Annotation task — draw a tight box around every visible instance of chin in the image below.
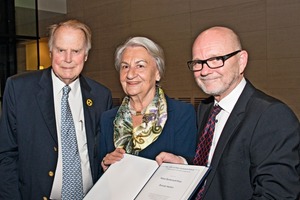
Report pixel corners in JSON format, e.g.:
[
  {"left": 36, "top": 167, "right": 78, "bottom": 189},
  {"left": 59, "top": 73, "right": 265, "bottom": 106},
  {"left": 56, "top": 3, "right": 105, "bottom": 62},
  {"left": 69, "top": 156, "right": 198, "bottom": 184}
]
[
  {"left": 127, "top": 92, "right": 139, "bottom": 97},
  {"left": 202, "top": 86, "right": 222, "bottom": 96}
]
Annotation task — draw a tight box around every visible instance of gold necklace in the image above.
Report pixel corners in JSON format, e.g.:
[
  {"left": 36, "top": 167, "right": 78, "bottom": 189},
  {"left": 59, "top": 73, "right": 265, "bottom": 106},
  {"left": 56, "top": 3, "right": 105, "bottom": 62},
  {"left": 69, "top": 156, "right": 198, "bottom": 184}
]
[
  {"left": 129, "top": 101, "right": 146, "bottom": 116},
  {"left": 129, "top": 108, "right": 146, "bottom": 116}
]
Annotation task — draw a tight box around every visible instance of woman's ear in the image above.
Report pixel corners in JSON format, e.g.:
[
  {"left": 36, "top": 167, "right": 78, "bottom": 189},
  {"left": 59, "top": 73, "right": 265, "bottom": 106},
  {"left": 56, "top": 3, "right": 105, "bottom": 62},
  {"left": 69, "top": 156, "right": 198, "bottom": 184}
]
[{"left": 156, "top": 74, "right": 161, "bottom": 82}]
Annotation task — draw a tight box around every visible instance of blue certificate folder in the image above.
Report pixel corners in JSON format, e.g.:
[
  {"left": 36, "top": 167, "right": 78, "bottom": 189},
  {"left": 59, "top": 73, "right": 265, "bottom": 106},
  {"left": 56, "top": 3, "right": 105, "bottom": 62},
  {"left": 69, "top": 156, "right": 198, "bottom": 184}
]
[{"left": 84, "top": 154, "right": 210, "bottom": 200}]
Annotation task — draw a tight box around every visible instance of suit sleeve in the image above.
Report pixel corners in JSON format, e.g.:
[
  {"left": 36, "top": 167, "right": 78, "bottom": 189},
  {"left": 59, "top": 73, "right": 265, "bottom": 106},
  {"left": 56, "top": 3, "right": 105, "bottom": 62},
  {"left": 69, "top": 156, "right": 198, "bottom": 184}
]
[
  {"left": 250, "top": 103, "right": 300, "bottom": 199},
  {"left": 0, "top": 78, "right": 22, "bottom": 199}
]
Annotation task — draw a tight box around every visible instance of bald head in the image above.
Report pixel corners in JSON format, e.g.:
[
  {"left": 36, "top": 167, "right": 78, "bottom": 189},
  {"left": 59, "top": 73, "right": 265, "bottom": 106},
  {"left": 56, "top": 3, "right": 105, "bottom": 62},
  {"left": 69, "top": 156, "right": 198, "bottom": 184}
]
[{"left": 193, "top": 26, "right": 242, "bottom": 58}]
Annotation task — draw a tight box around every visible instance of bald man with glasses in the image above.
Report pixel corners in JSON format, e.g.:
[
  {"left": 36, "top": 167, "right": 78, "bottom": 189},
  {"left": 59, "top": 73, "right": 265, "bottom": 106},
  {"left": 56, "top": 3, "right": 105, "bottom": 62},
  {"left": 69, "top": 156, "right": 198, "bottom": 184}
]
[{"left": 156, "top": 26, "right": 300, "bottom": 200}]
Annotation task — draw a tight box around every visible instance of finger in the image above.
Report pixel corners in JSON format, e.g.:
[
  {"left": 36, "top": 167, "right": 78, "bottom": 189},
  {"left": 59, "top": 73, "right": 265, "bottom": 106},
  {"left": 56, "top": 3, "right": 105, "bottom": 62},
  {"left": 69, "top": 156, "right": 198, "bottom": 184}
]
[
  {"left": 102, "top": 158, "right": 110, "bottom": 167},
  {"left": 155, "top": 152, "right": 167, "bottom": 165},
  {"left": 116, "top": 148, "right": 126, "bottom": 154}
]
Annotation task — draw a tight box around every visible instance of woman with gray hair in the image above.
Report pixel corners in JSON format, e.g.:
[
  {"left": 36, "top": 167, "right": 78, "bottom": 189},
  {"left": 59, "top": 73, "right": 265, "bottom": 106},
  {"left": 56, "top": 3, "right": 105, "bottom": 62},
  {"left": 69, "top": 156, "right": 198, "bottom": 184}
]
[{"left": 99, "top": 37, "right": 197, "bottom": 172}]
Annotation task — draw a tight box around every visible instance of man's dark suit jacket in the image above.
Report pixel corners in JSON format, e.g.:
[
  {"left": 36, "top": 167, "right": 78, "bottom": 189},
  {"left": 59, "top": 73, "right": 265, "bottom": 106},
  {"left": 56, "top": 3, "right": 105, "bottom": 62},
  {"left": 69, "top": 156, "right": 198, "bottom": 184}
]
[
  {"left": 195, "top": 81, "right": 300, "bottom": 200},
  {"left": 0, "top": 67, "right": 113, "bottom": 200}
]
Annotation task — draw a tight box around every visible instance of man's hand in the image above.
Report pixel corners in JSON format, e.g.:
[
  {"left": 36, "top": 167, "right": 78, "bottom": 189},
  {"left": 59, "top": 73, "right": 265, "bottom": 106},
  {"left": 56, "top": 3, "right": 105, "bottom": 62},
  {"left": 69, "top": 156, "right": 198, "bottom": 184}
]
[{"left": 155, "top": 152, "right": 186, "bottom": 165}]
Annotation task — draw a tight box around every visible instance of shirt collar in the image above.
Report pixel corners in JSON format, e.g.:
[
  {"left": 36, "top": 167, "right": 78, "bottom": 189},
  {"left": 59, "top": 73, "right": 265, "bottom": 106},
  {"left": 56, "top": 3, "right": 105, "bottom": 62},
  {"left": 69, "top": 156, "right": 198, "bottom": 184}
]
[
  {"left": 215, "top": 78, "right": 246, "bottom": 114},
  {"left": 51, "top": 69, "right": 80, "bottom": 97}
]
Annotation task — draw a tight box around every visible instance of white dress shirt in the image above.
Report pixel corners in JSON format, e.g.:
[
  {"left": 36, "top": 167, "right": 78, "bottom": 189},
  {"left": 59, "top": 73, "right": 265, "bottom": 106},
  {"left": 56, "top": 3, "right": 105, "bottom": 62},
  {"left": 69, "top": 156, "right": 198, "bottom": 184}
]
[
  {"left": 50, "top": 70, "right": 93, "bottom": 199},
  {"left": 207, "top": 78, "right": 246, "bottom": 167}
]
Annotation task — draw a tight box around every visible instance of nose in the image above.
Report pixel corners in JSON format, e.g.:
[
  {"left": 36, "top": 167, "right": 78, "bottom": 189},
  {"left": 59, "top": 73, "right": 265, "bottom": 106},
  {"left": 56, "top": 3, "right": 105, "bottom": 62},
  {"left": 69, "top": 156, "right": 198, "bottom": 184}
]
[
  {"left": 126, "top": 66, "right": 137, "bottom": 79},
  {"left": 200, "top": 63, "right": 212, "bottom": 76},
  {"left": 64, "top": 51, "right": 72, "bottom": 63}
]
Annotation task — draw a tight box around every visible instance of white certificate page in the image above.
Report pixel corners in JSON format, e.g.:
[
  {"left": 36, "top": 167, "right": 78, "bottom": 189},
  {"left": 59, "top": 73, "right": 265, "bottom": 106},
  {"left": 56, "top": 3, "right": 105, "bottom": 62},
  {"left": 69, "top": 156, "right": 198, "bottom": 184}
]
[
  {"left": 135, "top": 163, "right": 208, "bottom": 200},
  {"left": 84, "top": 154, "right": 158, "bottom": 200}
]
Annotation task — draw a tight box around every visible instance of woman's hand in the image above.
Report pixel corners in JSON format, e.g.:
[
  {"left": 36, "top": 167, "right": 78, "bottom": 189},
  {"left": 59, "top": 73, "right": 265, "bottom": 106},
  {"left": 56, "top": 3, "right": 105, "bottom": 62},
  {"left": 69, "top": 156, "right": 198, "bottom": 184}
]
[
  {"left": 155, "top": 152, "right": 187, "bottom": 165},
  {"left": 101, "top": 148, "right": 126, "bottom": 171}
]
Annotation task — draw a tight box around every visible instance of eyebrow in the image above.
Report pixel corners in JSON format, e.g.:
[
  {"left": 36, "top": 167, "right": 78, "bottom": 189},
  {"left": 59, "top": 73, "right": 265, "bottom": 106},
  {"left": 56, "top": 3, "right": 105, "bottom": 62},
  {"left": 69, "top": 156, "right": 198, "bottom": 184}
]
[
  {"left": 121, "top": 59, "right": 148, "bottom": 65},
  {"left": 54, "top": 46, "right": 83, "bottom": 51}
]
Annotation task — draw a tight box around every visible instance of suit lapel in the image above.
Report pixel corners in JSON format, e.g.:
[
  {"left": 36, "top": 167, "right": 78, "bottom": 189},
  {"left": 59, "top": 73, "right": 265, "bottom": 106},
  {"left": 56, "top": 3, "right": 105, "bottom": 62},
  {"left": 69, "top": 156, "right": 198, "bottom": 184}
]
[
  {"left": 36, "top": 68, "right": 58, "bottom": 144},
  {"left": 203, "top": 82, "right": 256, "bottom": 193},
  {"left": 79, "top": 76, "right": 97, "bottom": 176},
  {"left": 197, "top": 96, "right": 215, "bottom": 137}
]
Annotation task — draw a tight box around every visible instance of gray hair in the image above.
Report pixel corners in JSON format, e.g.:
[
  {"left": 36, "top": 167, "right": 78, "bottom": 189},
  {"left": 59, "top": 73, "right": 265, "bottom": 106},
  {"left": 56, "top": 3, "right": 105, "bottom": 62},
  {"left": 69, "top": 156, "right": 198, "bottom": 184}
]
[
  {"left": 115, "top": 37, "right": 165, "bottom": 79},
  {"left": 48, "top": 19, "right": 92, "bottom": 55}
]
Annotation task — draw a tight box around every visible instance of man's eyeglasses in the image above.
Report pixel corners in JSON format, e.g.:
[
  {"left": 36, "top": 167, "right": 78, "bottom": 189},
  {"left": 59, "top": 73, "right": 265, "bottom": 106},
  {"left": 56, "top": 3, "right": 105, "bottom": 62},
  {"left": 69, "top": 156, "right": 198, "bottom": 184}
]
[{"left": 187, "top": 50, "right": 242, "bottom": 72}]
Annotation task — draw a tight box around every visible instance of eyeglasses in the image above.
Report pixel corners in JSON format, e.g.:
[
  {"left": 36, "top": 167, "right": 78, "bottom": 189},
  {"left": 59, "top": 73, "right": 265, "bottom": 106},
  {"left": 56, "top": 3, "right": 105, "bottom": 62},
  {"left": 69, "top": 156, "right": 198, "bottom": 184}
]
[{"left": 187, "top": 50, "right": 242, "bottom": 72}]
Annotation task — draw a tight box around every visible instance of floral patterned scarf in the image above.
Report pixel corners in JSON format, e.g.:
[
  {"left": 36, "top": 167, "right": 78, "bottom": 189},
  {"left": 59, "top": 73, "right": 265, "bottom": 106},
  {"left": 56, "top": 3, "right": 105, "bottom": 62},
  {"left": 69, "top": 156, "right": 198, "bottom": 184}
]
[{"left": 113, "top": 86, "right": 167, "bottom": 155}]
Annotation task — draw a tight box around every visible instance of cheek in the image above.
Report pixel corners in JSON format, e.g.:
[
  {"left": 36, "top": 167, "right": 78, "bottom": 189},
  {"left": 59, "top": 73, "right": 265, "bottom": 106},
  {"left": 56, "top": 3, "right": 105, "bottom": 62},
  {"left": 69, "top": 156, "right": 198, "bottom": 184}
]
[
  {"left": 145, "top": 70, "right": 157, "bottom": 82},
  {"left": 119, "top": 72, "right": 126, "bottom": 82},
  {"left": 75, "top": 55, "right": 86, "bottom": 64},
  {"left": 193, "top": 71, "right": 200, "bottom": 79},
  {"left": 51, "top": 54, "right": 62, "bottom": 64}
]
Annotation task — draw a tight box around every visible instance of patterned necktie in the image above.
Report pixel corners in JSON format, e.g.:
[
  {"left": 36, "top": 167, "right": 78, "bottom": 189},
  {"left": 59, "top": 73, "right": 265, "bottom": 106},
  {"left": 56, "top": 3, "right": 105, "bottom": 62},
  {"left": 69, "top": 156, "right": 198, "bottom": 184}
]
[
  {"left": 193, "top": 105, "right": 221, "bottom": 200},
  {"left": 61, "top": 85, "right": 84, "bottom": 200}
]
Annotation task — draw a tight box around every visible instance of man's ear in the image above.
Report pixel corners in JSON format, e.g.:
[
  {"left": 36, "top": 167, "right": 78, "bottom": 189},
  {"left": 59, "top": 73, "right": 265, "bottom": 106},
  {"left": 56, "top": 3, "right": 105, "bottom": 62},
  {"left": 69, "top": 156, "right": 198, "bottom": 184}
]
[{"left": 238, "top": 50, "right": 248, "bottom": 74}]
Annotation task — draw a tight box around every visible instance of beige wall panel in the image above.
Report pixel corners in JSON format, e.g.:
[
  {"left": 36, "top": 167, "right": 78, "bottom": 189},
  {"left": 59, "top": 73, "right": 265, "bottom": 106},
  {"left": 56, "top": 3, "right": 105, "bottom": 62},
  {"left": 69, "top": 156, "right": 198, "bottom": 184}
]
[
  {"left": 131, "top": 0, "right": 189, "bottom": 21},
  {"left": 92, "top": 25, "right": 131, "bottom": 51},
  {"left": 192, "top": 87, "right": 209, "bottom": 100},
  {"left": 79, "top": 1, "right": 131, "bottom": 31},
  {"left": 267, "top": 0, "right": 300, "bottom": 29},
  {"left": 239, "top": 31, "right": 267, "bottom": 60},
  {"left": 162, "top": 39, "right": 192, "bottom": 73},
  {"left": 190, "top": 1, "right": 266, "bottom": 38},
  {"left": 163, "top": 91, "right": 191, "bottom": 99},
  {"left": 66, "top": 0, "right": 85, "bottom": 13},
  {"left": 85, "top": 70, "right": 122, "bottom": 92},
  {"left": 84, "top": 47, "right": 115, "bottom": 72},
  {"left": 163, "top": 69, "right": 195, "bottom": 92},
  {"left": 66, "top": 13, "right": 84, "bottom": 23},
  {"left": 131, "top": 13, "right": 191, "bottom": 42},
  {"left": 190, "top": 0, "right": 260, "bottom": 11},
  {"left": 267, "top": 27, "right": 300, "bottom": 59},
  {"left": 267, "top": 58, "right": 300, "bottom": 89},
  {"left": 244, "top": 60, "right": 268, "bottom": 90},
  {"left": 69, "top": 0, "right": 122, "bottom": 11}
]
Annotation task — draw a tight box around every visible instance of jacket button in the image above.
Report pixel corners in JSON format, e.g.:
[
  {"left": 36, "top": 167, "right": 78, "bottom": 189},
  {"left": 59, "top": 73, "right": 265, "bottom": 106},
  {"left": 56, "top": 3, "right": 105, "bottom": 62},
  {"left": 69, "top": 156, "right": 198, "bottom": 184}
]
[
  {"left": 43, "top": 197, "right": 48, "bottom": 200},
  {"left": 48, "top": 171, "right": 54, "bottom": 177},
  {"left": 53, "top": 147, "right": 58, "bottom": 152}
]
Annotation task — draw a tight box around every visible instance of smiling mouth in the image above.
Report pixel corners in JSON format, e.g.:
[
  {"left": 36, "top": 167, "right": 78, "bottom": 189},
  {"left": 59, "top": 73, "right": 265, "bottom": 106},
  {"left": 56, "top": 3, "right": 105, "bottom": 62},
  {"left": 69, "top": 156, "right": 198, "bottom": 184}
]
[
  {"left": 127, "top": 81, "right": 140, "bottom": 85},
  {"left": 200, "top": 77, "right": 219, "bottom": 81},
  {"left": 61, "top": 66, "right": 75, "bottom": 70}
]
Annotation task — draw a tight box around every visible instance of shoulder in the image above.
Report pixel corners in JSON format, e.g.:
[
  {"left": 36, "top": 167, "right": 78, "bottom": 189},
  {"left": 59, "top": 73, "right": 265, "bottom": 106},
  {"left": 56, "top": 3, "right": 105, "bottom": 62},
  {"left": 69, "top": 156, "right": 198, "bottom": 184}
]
[
  {"left": 8, "top": 69, "right": 44, "bottom": 84},
  {"left": 240, "top": 83, "right": 299, "bottom": 125},
  {"left": 5, "top": 70, "right": 50, "bottom": 94},
  {"left": 166, "top": 96, "right": 195, "bottom": 111},
  {"left": 248, "top": 84, "right": 293, "bottom": 114},
  {"left": 166, "top": 96, "right": 196, "bottom": 118},
  {"left": 80, "top": 75, "right": 111, "bottom": 93},
  {"left": 101, "top": 106, "right": 119, "bottom": 119}
]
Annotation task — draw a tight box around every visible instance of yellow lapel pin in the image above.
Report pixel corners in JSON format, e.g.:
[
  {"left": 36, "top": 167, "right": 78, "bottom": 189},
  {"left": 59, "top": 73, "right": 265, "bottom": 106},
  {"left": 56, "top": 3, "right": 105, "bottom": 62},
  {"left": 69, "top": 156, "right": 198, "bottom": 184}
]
[{"left": 86, "top": 99, "right": 93, "bottom": 107}]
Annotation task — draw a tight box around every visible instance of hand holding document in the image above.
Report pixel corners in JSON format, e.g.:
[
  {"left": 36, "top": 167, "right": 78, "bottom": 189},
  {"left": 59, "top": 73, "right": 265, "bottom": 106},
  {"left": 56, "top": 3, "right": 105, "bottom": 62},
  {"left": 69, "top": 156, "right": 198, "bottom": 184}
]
[{"left": 84, "top": 154, "right": 209, "bottom": 200}]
